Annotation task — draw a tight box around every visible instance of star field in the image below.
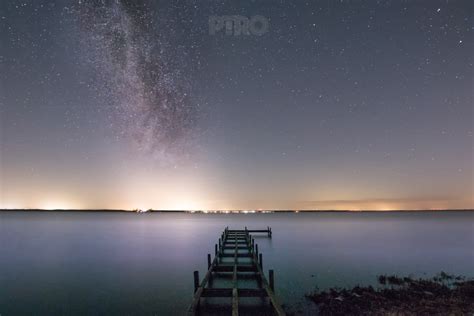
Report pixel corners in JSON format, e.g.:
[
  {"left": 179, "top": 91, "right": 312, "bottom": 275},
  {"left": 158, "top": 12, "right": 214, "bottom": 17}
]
[{"left": 0, "top": 0, "right": 472, "bottom": 210}]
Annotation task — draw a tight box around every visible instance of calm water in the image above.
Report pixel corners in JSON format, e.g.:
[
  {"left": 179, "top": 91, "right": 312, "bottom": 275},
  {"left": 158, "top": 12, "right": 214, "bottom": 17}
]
[{"left": 1, "top": 211, "right": 473, "bottom": 315}]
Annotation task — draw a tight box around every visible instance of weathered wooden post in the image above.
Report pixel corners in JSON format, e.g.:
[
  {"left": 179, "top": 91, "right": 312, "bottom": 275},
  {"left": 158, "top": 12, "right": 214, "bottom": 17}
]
[
  {"left": 215, "top": 244, "right": 218, "bottom": 256},
  {"left": 252, "top": 238, "right": 255, "bottom": 252},
  {"left": 259, "top": 253, "right": 263, "bottom": 269},
  {"left": 219, "top": 238, "right": 222, "bottom": 252},
  {"left": 269, "top": 227, "right": 272, "bottom": 238},
  {"left": 269, "top": 269, "right": 274, "bottom": 291},
  {"left": 255, "top": 244, "right": 259, "bottom": 259},
  {"left": 193, "top": 271, "right": 200, "bottom": 293},
  {"left": 207, "top": 254, "right": 211, "bottom": 269}
]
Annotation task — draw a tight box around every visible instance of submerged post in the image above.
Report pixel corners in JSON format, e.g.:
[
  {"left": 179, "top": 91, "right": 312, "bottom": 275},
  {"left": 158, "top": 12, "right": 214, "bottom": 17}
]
[
  {"left": 269, "top": 269, "right": 274, "bottom": 291},
  {"left": 215, "top": 244, "right": 218, "bottom": 256},
  {"left": 207, "top": 254, "right": 211, "bottom": 269},
  {"left": 193, "top": 271, "right": 200, "bottom": 293},
  {"left": 255, "top": 244, "right": 259, "bottom": 259},
  {"left": 259, "top": 253, "right": 263, "bottom": 269}
]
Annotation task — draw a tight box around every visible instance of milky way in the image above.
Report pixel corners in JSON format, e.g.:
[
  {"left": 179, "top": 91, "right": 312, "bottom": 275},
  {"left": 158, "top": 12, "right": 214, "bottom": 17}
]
[{"left": 75, "top": 0, "right": 199, "bottom": 161}]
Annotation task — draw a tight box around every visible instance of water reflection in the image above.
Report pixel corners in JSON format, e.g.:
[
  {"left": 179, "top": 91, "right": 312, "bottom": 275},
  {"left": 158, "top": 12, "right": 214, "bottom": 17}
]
[{"left": 0, "top": 211, "right": 472, "bottom": 315}]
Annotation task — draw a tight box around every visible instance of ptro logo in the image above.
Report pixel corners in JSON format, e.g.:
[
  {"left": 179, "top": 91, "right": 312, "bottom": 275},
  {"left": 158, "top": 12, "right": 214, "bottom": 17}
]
[{"left": 209, "top": 15, "right": 269, "bottom": 36}]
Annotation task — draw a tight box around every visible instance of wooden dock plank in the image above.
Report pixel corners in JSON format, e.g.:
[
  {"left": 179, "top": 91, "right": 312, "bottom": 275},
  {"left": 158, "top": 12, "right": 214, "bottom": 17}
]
[
  {"left": 223, "top": 245, "right": 249, "bottom": 249},
  {"left": 201, "top": 288, "right": 267, "bottom": 297},
  {"left": 213, "top": 265, "right": 257, "bottom": 272},
  {"left": 227, "top": 229, "right": 269, "bottom": 233}
]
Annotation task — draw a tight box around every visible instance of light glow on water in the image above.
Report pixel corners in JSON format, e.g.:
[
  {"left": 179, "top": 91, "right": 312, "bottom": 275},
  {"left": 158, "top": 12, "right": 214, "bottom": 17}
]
[{"left": 0, "top": 211, "right": 472, "bottom": 315}]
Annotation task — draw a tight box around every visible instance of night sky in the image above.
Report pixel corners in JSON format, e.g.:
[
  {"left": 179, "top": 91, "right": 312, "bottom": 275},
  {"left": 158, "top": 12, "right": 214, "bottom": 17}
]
[{"left": 1, "top": 0, "right": 472, "bottom": 210}]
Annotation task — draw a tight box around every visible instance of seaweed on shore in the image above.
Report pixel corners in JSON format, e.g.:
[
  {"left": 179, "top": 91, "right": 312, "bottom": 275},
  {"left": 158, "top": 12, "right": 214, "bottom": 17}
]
[{"left": 306, "top": 272, "right": 474, "bottom": 315}]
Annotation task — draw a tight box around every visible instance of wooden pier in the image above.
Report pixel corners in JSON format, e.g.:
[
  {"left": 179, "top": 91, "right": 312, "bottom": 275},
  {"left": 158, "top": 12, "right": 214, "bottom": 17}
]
[{"left": 188, "top": 227, "right": 286, "bottom": 316}]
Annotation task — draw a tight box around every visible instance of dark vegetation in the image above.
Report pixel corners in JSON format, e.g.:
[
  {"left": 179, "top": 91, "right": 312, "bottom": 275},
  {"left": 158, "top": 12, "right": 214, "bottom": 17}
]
[{"left": 307, "top": 272, "right": 474, "bottom": 315}]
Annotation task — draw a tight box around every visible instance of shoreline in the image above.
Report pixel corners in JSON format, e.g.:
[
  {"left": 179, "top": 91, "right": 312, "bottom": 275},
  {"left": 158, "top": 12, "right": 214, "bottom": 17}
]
[{"left": 306, "top": 273, "right": 474, "bottom": 315}]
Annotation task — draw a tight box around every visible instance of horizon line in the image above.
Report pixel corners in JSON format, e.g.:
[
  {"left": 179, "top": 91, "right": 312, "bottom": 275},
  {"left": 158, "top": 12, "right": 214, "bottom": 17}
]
[{"left": 1, "top": 208, "right": 473, "bottom": 213}]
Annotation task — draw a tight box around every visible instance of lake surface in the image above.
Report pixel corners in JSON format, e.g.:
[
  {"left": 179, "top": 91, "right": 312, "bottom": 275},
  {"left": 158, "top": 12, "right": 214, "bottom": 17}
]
[{"left": 1, "top": 211, "right": 473, "bottom": 315}]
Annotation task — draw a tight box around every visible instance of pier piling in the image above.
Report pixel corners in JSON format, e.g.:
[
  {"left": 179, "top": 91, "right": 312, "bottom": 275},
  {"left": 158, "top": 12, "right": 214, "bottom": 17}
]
[{"left": 193, "top": 271, "right": 199, "bottom": 293}]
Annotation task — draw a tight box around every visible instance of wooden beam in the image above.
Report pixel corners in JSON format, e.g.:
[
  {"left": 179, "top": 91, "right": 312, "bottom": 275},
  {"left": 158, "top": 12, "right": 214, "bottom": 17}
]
[
  {"left": 220, "top": 253, "right": 252, "bottom": 258},
  {"left": 232, "top": 239, "right": 239, "bottom": 316},
  {"left": 187, "top": 286, "right": 203, "bottom": 316},
  {"left": 223, "top": 241, "right": 248, "bottom": 245},
  {"left": 201, "top": 288, "right": 267, "bottom": 297},
  {"left": 187, "top": 257, "right": 218, "bottom": 315},
  {"left": 223, "top": 245, "right": 249, "bottom": 249},
  {"left": 232, "top": 288, "right": 239, "bottom": 316},
  {"left": 213, "top": 265, "right": 257, "bottom": 272},
  {"left": 227, "top": 229, "right": 271, "bottom": 233},
  {"left": 251, "top": 253, "right": 286, "bottom": 316}
]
